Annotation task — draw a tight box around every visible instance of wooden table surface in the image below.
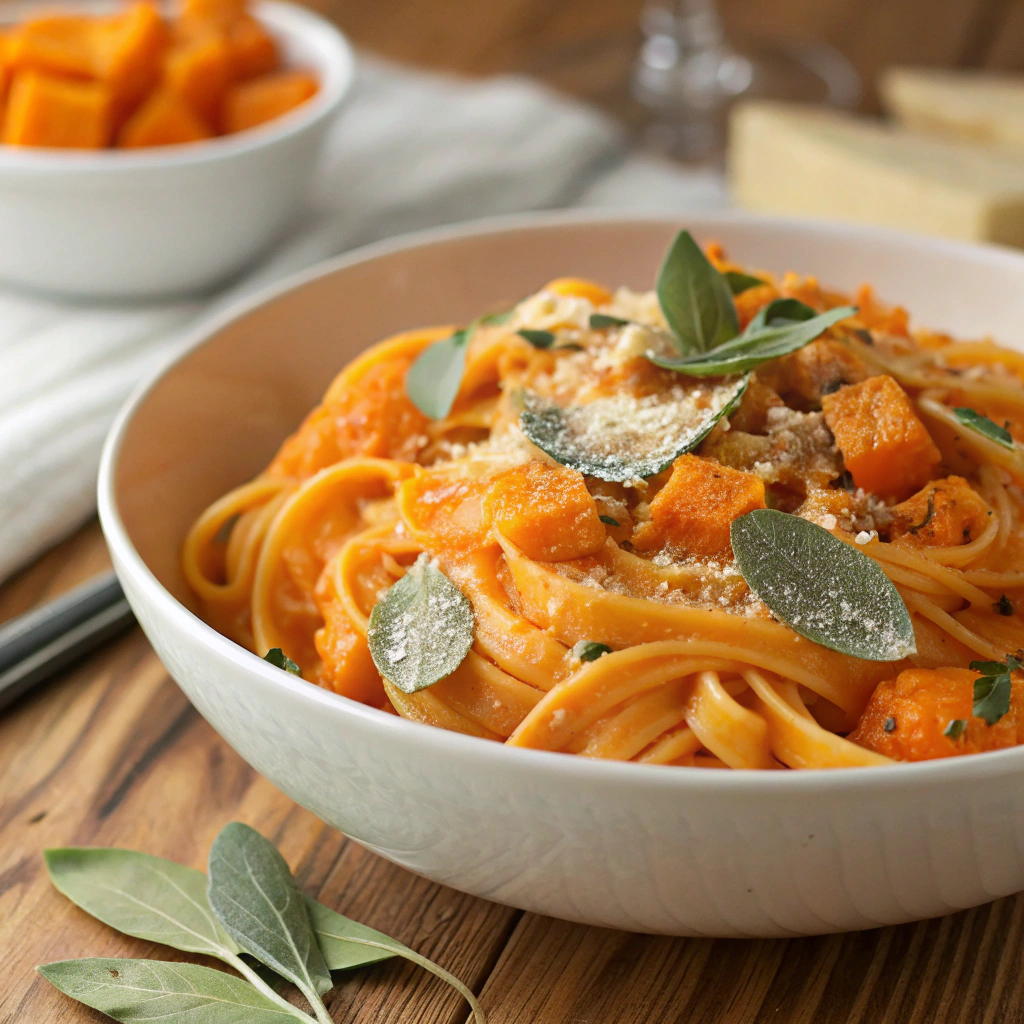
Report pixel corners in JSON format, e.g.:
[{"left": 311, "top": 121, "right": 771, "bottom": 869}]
[{"left": 4, "top": 1, "right": 1024, "bottom": 1021}]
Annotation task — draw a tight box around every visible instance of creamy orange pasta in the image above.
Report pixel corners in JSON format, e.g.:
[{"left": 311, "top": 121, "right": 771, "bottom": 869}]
[{"left": 183, "top": 232, "right": 1024, "bottom": 769}]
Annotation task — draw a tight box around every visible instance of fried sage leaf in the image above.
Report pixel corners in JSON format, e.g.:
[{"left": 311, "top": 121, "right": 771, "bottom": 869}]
[
  {"left": 954, "top": 407, "right": 1014, "bottom": 449},
  {"left": 37, "top": 959, "right": 298, "bottom": 1024},
  {"left": 745, "top": 296, "right": 817, "bottom": 332},
  {"left": 405, "top": 327, "right": 472, "bottom": 420},
  {"left": 519, "top": 376, "right": 748, "bottom": 483},
  {"left": 723, "top": 271, "right": 767, "bottom": 296},
  {"left": 367, "top": 553, "right": 474, "bottom": 693},
  {"left": 649, "top": 306, "right": 856, "bottom": 378},
  {"left": 730, "top": 509, "right": 916, "bottom": 661},
  {"left": 656, "top": 229, "right": 739, "bottom": 355},
  {"left": 207, "top": 823, "right": 333, "bottom": 1009}
]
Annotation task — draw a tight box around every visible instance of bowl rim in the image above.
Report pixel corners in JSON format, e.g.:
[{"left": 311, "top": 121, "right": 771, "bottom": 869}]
[
  {"left": 0, "top": 0, "right": 355, "bottom": 173},
  {"left": 98, "top": 208, "right": 1024, "bottom": 794}
]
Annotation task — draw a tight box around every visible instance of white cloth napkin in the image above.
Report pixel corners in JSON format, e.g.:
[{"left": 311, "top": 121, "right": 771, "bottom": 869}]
[{"left": 0, "top": 58, "right": 726, "bottom": 583}]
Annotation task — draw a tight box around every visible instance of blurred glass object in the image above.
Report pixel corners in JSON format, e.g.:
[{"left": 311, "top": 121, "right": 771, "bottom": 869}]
[{"left": 530, "top": 0, "right": 861, "bottom": 163}]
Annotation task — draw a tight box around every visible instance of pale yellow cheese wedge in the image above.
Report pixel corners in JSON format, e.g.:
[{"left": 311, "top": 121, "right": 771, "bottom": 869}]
[
  {"left": 882, "top": 67, "right": 1024, "bottom": 153},
  {"left": 728, "top": 101, "right": 1024, "bottom": 247}
]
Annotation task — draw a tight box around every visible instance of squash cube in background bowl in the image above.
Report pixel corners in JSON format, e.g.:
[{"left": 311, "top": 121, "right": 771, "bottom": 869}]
[
  {"left": 180, "top": 0, "right": 248, "bottom": 31},
  {"left": 5, "top": 15, "right": 98, "bottom": 80},
  {"left": 163, "top": 32, "right": 230, "bottom": 125},
  {"left": 118, "top": 88, "right": 212, "bottom": 147},
  {"left": 93, "top": 2, "right": 168, "bottom": 109},
  {"left": 223, "top": 69, "right": 317, "bottom": 133},
  {"left": 3, "top": 71, "right": 112, "bottom": 148},
  {"left": 227, "top": 15, "right": 278, "bottom": 80}
]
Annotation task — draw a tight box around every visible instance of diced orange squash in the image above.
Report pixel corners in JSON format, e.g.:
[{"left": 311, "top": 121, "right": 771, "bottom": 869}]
[
  {"left": 889, "top": 476, "right": 992, "bottom": 546},
  {"left": 759, "top": 338, "right": 867, "bottom": 407},
  {"left": 226, "top": 15, "right": 278, "bottom": 80},
  {"left": 631, "top": 454, "right": 766, "bottom": 559},
  {"left": 180, "top": 0, "right": 248, "bottom": 30},
  {"left": 397, "top": 470, "right": 492, "bottom": 553},
  {"left": 821, "top": 374, "right": 941, "bottom": 501},
  {"left": 484, "top": 461, "right": 606, "bottom": 561},
  {"left": 5, "top": 15, "right": 98, "bottom": 80},
  {"left": 222, "top": 69, "right": 317, "bottom": 133},
  {"left": 92, "top": 3, "right": 168, "bottom": 106},
  {"left": 543, "top": 277, "right": 613, "bottom": 306},
  {"left": 3, "top": 71, "right": 112, "bottom": 148},
  {"left": 163, "top": 32, "right": 230, "bottom": 125},
  {"left": 117, "top": 89, "right": 212, "bottom": 148},
  {"left": 850, "top": 667, "right": 1024, "bottom": 761}
]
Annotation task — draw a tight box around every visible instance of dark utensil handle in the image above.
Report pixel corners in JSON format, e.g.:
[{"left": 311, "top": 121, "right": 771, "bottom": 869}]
[{"left": 0, "top": 571, "right": 135, "bottom": 712}]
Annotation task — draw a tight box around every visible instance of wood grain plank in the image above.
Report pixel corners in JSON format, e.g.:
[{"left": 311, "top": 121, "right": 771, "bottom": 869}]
[{"left": 475, "top": 900, "right": 1024, "bottom": 1024}]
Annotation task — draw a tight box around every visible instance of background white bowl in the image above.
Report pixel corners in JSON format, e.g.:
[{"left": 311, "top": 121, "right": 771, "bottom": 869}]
[
  {"left": 0, "top": 1, "right": 354, "bottom": 300},
  {"left": 99, "top": 213, "right": 1024, "bottom": 937}
]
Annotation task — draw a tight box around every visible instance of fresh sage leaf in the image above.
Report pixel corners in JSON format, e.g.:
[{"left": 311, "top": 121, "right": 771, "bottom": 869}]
[
  {"left": 954, "top": 407, "right": 1014, "bottom": 449},
  {"left": 406, "top": 327, "right": 472, "bottom": 420},
  {"left": 264, "top": 649, "right": 301, "bottom": 676},
  {"left": 519, "top": 375, "right": 748, "bottom": 483},
  {"left": 572, "top": 640, "right": 612, "bottom": 663},
  {"left": 307, "top": 899, "right": 486, "bottom": 1023},
  {"left": 45, "top": 849, "right": 239, "bottom": 960},
  {"left": 367, "top": 553, "right": 474, "bottom": 693},
  {"left": 649, "top": 306, "right": 856, "bottom": 378},
  {"left": 207, "top": 823, "right": 333, "bottom": 1012},
  {"left": 517, "top": 329, "right": 556, "bottom": 348},
  {"left": 589, "top": 313, "right": 630, "bottom": 329},
  {"left": 656, "top": 229, "right": 739, "bottom": 355},
  {"left": 944, "top": 719, "right": 967, "bottom": 740},
  {"left": 970, "top": 655, "right": 1020, "bottom": 725},
  {"left": 730, "top": 509, "right": 916, "bottom": 661},
  {"left": 37, "top": 958, "right": 298, "bottom": 1023},
  {"left": 724, "top": 271, "right": 767, "bottom": 296},
  {"left": 746, "top": 297, "right": 817, "bottom": 332}
]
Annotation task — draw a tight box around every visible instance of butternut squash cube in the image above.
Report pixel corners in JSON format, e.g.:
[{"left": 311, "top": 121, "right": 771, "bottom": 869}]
[
  {"left": 850, "top": 667, "right": 1024, "bottom": 762},
  {"left": 759, "top": 338, "right": 867, "bottom": 407},
  {"left": 631, "top": 454, "right": 766, "bottom": 559},
  {"left": 5, "top": 15, "right": 98, "bottom": 80},
  {"left": 226, "top": 15, "right": 278, "bottom": 80},
  {"left": 163, "top": 32, "right": 230, "bottom": 125},
  {"left": 180, "top": 0, "right": 248, "bottom": 31},
  {"left": 484, "top": 461, "right": 606, "bottom": 561},
  {"left": 889, "top": 475, "right": 992, "bottom": 546},
  {"left": 93, "top": 3, "right": 168, "bottom": 107},
  {"left": 3, "top": 71, "right": 112, "bottom": 148},
  {"left": 222, "top": 69, "right": 317, "bottom": 133},
  {"left": 117, "top": 88, "right": 212, "bottom": 148},
  {"left": 821, "top": 374, "right": 941, "bottom": 501}
]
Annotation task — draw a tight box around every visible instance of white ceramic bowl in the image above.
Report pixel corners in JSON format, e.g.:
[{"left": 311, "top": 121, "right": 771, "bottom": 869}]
[
  {"left": 0, "top": 1, "right": 354, "bottom": 300},
  {"left": 98, "top": 213, "right": 1024, "bottom": 937}
]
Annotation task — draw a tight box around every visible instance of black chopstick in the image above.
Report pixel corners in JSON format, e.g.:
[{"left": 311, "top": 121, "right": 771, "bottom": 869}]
[{"left": 0, "top": 571, "right": 135, "bottom": 713}]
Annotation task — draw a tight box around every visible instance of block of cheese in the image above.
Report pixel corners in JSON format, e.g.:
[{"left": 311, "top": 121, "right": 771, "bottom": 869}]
[
  {"left": 728, "top": 101, "right": 1024, "bottom": 248},
  {"left": 881, "top": 67, "right": 1024, "bottom": 154}
]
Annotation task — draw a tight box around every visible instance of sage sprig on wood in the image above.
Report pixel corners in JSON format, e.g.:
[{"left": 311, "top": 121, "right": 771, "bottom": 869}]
[
  {"left": 730, "top": 509, "right": 916, "bottom": 662},
  {"left": 39, "top": 825, "right": 487, "bottom": 1023},
  {"left": 367, "top": 554, "right": 474, "bottom": 693}
]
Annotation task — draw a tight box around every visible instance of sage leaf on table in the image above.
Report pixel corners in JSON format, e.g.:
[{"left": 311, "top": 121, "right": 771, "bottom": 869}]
[
  {"left": 656, "top": 229, "right": 739, "bottom": 354},
  {"left": 45, "top": 848, "right": 240, "bottom": 959},
  {"left": 730, "top": 509, "right": 916, "bottom": 661},
  {"left": 406, "top": 326, "right": 472, "bottom": 420},
  {"left": 723, "top": 270, "right": 767, "bottom": 295},
  {"left": 954, "top": 407, "right": 1015, "bottom": 449},
  {"left": 518, "top": 375, "right": 748, "bottom": 483},
  {"left": 649, "top": 306, "right": 857, "bottom": 378},
  {"left": 37, "top": 959, "right": 297, "bottom": 1024},
  {"left": 207, "top": 823, "right": 333, "bottom": 1015},
  {"left": 306, "top": 899, "right": 487, "bottom": 1024},
  {"left": 367, "top": 553, "right": 475, "bottom": 693}
]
